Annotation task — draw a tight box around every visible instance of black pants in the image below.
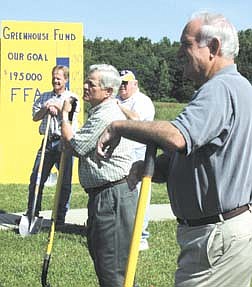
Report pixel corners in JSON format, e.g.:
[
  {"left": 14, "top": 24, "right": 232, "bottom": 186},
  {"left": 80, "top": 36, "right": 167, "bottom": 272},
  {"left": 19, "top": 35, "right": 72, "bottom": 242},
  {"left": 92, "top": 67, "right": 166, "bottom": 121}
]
[{"left": 27, "top": 139, "right": 73, "bottom": 222}]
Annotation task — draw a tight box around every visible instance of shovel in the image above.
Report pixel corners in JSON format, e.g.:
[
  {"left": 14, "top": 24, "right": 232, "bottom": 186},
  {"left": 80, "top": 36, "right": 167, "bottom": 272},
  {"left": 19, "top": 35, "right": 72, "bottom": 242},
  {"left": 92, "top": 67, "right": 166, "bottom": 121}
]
[
  {"left": 41, "top": 97, "right": 78, "bottom": 287},
  {"left": 19, "top": 113, "right": 51, "bottom": 237},
  {"left": 41, "top": 149, "right": 66, "bottom": 287},
  {"left": 123, "top": 144, "right": 157, "bottom": 287}
]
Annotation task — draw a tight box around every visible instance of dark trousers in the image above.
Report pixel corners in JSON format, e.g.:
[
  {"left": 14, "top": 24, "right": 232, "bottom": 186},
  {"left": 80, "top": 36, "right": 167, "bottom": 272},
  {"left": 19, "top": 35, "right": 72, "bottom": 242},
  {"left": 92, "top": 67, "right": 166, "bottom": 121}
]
[
  {"left": 87, "top": 182, "right": 138, "bottom": 287},
  {"left": 27, "top": 139, "right": 73, "bottom": 222}
]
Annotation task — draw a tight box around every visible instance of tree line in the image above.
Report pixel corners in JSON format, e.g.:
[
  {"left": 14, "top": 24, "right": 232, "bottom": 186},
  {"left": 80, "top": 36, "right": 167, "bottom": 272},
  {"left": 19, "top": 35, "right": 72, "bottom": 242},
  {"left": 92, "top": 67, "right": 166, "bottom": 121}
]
[{"left": 84, "top": 29, "right": 252, "bottom": 103}]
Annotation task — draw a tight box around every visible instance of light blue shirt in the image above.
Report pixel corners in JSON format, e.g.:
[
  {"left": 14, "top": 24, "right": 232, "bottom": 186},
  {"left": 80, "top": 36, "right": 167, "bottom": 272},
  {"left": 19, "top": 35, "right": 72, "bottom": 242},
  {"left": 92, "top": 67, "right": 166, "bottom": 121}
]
[{"left": 169, "top": 64, "right": 252, "bottom": 219}]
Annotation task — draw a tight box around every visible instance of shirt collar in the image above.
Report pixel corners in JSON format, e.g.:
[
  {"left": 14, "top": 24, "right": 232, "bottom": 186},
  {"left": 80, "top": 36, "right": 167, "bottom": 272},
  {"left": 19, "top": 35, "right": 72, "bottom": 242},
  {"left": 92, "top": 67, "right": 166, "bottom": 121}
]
[{"left": 213, "top": 64, "right": 237, "bottom": 78}]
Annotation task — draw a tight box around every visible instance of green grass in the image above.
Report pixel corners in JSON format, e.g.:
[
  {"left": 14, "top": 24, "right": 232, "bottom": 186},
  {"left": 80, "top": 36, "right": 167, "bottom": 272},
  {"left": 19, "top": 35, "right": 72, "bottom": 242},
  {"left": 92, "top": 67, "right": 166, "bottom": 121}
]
[
  {"left": 0, "top": 183, "right": 175, "bottom": 287},
  {"left": 0, "top": 220, "right": 178, "bottom": 287},
  {"left": 154, "top": 102, "right": 185, "bottom": 121},
  {"left": 0, "top": 183, "right": 169, "bottom": 214}
]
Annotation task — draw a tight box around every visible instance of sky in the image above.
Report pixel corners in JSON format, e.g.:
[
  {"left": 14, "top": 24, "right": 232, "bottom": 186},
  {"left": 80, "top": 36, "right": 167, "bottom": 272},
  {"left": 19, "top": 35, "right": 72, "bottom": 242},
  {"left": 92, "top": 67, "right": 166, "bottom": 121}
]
[{"left": 0, "top": 0, "right": 251, "bottom": 43}]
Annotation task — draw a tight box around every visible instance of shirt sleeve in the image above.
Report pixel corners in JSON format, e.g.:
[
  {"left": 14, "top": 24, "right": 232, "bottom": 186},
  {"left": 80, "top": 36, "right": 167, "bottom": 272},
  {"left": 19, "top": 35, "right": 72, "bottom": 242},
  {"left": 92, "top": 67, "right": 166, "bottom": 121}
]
[
  {"left": 172, "top": 80, "right": 234, "bottom": 155},
  {"left": 32, "top": 96, "right": 43, "bottom": 117},
  {"left": 131, "top": 95, "right": 155, "bottom": 121}
]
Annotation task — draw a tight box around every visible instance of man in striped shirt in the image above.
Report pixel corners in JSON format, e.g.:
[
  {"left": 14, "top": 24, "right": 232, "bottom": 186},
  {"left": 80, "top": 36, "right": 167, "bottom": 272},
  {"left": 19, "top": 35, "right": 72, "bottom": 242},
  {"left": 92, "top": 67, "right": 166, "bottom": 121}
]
[{"left": 61, "top": 64, "right": 138, "bottom": 287}]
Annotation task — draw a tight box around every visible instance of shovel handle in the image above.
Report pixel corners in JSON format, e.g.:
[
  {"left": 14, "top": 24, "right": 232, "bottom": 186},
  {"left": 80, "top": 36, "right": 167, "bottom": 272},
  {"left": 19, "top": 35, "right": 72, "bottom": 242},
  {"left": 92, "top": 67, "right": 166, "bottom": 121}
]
[
  {"left": 37, "top": 113, "right": 51, "bottom": 184},
  {"left": 41, "top": 254, "right": 51, "bottom": 287},
  {"left": 41, "top": 116, "right": 72, "bottom": 286},
  {"left": 123, "top": 144, "right": 157, "bottom": 287},
  {"left": 143, "top": 144, "right": 157, "bottom": 177},
  {"left": 41, "top": 152, "right": 64, "bottom": 287},
  {"left": 31, "top": 113, "right": 51, "bottom": 219}
]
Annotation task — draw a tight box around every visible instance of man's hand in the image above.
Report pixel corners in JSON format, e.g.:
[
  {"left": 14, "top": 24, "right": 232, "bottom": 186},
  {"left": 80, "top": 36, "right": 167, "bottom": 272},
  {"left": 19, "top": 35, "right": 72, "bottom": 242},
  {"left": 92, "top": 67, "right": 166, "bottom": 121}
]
[
  {"left": 152, "top": 153, "right": 171, "bottom": 183},
  {"left": 60, "top": 98, "right": 72, "bottom": 122},
  {"left": 96, "top": 124, "right": 121, "bottom": 159},
  {"left": 45, "top": 99, "right": 65, "bottom": 116},
  {"left": 44, "top": 101, "right": 58, "bottom": 116},
  {"left": 117, "top": 101, "right": 140, "bottom": 121},
  {"left": 68, "top": 96, "right": 78, "bottom": 121},
  {"left": 62, "top": 98, "right": 72, "bottom": 113},
  {"left": 127, "top": 160, "right": 144, "bottom": 190}
]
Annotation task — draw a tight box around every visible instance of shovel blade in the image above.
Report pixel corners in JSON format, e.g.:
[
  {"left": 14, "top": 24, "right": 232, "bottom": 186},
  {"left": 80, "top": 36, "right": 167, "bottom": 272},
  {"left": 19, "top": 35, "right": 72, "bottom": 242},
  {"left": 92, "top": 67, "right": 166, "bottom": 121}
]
[{"left": 19, "top": 215, "right": 43, "bottom": 237}]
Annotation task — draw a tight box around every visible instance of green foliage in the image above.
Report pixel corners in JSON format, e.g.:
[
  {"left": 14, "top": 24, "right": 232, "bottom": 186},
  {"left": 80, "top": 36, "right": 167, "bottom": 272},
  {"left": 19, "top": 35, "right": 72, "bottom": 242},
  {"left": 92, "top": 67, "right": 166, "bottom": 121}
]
[
  {"left": 84, "top": 31, "right": 252, "bottom": 103},
  {"left": 158, "top": 60, "right": 171, "bottom": 101},
  {"left": 237, "top": 29, "right": 252, "bottom": 83}
]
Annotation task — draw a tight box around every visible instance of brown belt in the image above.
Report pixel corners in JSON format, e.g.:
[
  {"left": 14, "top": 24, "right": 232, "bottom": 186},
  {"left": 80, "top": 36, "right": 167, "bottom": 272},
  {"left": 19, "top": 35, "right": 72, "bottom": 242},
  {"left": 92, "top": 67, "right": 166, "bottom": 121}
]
[
  {"left": 177, "top": 204, "right": 251, "bottom": 227},
  {"left": 85, "top": 177, "right": 128, "bottom": 194}
]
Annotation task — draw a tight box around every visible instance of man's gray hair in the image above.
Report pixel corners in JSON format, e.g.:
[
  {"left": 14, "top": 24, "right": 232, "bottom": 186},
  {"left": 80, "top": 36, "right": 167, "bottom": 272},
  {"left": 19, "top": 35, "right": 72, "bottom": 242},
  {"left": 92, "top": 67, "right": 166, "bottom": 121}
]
[
  {"left": 191, "top": 11, "right": 239, "bottom": 58},
  {"left": 89, "top": 64, "right": 122, "bottom": 97}
]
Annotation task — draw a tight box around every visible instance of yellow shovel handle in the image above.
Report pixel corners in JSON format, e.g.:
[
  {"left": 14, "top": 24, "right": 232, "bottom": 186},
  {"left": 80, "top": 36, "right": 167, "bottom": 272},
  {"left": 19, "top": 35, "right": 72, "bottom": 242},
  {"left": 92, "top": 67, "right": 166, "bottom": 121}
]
[{"left": 123, "top": 144, "right": 157, "bottom": 287}]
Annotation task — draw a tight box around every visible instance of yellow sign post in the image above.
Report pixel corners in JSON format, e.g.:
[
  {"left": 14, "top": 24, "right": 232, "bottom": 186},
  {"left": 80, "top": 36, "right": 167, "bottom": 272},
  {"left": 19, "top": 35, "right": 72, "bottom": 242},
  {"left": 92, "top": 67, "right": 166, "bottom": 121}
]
[{"left": 0, "top": 21, "right": 84, "bottom": 183}]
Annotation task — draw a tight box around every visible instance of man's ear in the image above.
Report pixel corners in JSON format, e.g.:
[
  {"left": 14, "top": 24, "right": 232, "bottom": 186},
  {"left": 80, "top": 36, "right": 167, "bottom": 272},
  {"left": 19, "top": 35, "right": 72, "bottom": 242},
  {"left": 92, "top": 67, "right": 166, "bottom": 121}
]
[
  {"left": 209, "top": 37, "right": 221, "bottom": 58},
  {"left": 134, "top": 80, "right": 138, "bottom": 87},
  {"left": 105, "top": 87, "right": 113, "bottom": 98}
]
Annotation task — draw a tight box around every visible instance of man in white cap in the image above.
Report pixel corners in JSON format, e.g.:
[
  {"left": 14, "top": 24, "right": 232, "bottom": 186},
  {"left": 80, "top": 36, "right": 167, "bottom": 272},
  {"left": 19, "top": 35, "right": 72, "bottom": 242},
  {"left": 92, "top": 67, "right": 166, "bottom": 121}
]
[{"left": 117, "top": 69, "right": 155, "bottom": 251}]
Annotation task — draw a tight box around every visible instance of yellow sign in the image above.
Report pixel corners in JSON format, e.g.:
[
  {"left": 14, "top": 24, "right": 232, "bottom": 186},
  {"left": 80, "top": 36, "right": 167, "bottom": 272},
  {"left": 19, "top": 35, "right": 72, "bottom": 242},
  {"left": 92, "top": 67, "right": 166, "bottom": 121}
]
[{"left": 0, "top": 21, "right": 84, "bottom": 183}]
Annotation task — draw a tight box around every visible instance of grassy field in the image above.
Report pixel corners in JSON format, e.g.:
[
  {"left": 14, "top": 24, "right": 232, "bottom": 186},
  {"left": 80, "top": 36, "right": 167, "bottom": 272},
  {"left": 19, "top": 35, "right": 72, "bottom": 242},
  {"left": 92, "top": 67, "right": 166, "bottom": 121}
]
[
  {"left": 0, "top": 183, "right": 169, "bottom": 213},
  {"left": 154, "top": 102, "right": 185, "bottom": 121},
  {"left": 0, "top": 182, "right": 178, "bottom": 287},
  {"left": 0, "top": 220, "right": 178, "bottom": 287},
  {"left": 0, "top": 102, "right": 185, "bottom": 287}
]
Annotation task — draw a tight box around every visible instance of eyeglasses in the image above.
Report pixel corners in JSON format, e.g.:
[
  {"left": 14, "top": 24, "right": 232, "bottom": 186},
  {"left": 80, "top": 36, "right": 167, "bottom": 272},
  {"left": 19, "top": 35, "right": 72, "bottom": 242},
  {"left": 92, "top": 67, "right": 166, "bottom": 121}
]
[{"left": 121, "top": 81, "right": 128, "bottom": 86}]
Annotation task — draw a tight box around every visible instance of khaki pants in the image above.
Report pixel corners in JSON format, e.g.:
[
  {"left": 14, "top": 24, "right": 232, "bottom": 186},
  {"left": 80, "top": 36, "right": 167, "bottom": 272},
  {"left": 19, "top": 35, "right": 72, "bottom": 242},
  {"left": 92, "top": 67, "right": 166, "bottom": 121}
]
[{"left": 175, "top": 210, "right": 252, "bottom": 287}]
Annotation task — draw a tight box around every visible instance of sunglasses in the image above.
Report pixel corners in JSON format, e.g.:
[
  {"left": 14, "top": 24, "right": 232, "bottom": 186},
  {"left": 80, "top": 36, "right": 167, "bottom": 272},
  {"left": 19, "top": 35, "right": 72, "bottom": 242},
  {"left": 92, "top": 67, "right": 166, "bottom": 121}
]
[{"left": 121, "top": 81, "right": 128, "bottom": 86}]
